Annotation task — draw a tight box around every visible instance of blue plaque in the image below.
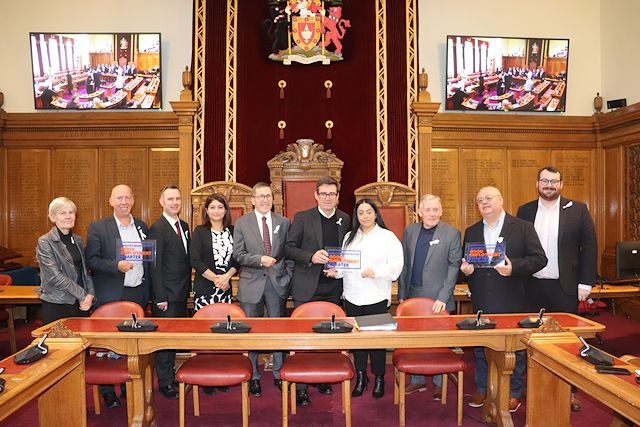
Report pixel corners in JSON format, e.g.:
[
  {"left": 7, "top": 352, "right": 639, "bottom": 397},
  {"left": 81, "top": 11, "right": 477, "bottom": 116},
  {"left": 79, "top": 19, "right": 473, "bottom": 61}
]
[{"left": 464, "top": 242, "right": 506, "bottom": 268}]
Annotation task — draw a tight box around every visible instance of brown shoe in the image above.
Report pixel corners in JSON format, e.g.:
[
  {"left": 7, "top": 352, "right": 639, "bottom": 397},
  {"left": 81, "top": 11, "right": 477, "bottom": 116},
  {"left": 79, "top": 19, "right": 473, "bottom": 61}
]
[
  {"left": 468, "top": 392, "right": 486, "bottom": 407},
  {"left": 432, "top": 386, "right": 442, "bottom": 401},
  {"left": 509, "top": 398, "right": 522, "bottom": 413},
  {"left": 405, "top": 383, "right": 427, "bottom": 395},
  {"left": 570, "top": 394, "right": 581, "bottom": 412}
]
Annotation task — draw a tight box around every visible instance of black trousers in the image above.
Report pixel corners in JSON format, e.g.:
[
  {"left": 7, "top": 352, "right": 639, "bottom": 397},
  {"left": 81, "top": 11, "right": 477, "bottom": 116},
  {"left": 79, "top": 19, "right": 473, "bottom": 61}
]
[
  {"left": 344, "top": 299, "right": 388, "bottom": 376},
  {"left": 152, "top": 301, "right": 187, "bottom": 386}
]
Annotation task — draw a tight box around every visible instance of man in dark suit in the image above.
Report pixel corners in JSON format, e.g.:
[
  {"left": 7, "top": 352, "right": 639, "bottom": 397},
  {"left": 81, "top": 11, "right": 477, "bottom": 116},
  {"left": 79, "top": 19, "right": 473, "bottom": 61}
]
[
  {"left": 148, "top": 185, "right": 191, "bottom": 399},
  {"left": 461, "top": 186, "right": 547, "bottom": 413},
  {"left": 516, "top": 165, "right": 597, "bottom": 411},
  {"left": 284, "top": 176, "right": 350, "bottom": 404},
  {"left": 86, "top": 184, "right": 150, "bottom": 409},
  {"left": 398, "top": 194, "right": 462, "bottom": 398},
  {"left": 233, "top": 182, "right": 292, "bottom": 398}
]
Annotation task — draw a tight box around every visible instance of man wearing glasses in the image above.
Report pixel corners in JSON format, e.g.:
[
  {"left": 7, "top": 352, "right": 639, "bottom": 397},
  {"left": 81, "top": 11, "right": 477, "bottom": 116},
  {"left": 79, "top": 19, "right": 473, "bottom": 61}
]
[
  {"left": 233, "top": 182, "right": 293, "bottom": 398},
  {"left": 284, "top": 176, "right": 350, "bottom": 405},
  {"left": 461, "top": 186, "right": 547, "bottom": 413},
  {"left": 516, "top": 166, "right": 597, "bottom": 411}
]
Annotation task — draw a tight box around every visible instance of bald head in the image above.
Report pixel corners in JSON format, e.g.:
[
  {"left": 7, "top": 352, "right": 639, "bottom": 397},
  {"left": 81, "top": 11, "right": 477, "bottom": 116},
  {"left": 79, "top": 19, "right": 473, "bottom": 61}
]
[
  {"left": 475, "top": 186, "right": 504, "bottom": 222},
  {"left": 109, "top": 184, "right": 134, "bottom": 220}
]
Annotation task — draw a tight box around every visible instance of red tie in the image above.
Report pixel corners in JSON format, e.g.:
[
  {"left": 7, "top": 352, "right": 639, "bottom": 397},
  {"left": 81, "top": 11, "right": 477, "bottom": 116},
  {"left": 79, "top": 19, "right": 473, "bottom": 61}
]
[
  {"left": 262, "top": 216, "right": 271, "bottom": 256},
  {"left": 175, "top": 221, "right": 182, "bottom": 239}
]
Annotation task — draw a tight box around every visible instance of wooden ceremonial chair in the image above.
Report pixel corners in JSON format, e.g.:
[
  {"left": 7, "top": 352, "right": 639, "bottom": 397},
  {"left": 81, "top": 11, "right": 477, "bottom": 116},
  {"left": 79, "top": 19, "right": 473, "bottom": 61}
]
[
  {"left": 0, "top": 274, "right": 16, "bottom": 354},
  {"left": 190, "top": 181, "right": 254, "bottom": 227},
  {"left": 393, "top": 298, "right": 466, "bottom": 426},
  {"left": 267, "top": 139, "right": 344, "bottom": 220},
  {"left": 353, "top": 181, "right": 417, "bottom": 241},
  {"left": 279, "top": 301, "right": 355, "bottom": 427},
  {"left": 176, "top": 303, "right": 252, "bottom": 427},
  {"left": 86, "top": 301, "right": 145, "bottom": 425}
]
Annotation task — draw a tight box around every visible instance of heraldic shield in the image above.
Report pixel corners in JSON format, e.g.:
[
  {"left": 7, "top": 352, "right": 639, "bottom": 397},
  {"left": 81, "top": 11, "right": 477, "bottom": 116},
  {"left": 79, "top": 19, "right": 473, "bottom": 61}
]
[{"left": 292, "top": 16, "right": 321, "bottom": 51}]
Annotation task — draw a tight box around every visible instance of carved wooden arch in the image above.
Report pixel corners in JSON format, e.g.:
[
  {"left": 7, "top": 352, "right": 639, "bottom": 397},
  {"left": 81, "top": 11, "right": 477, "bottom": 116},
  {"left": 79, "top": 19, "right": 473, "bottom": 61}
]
[{"left": 190, "top": 181, "right": 253, "bottom": 228}]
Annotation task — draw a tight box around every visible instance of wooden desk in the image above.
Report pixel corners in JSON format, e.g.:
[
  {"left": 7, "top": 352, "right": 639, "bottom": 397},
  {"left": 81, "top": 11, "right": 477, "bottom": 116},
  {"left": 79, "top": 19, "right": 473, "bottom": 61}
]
[
  {"left": 0, "top": 337, "right": 88, "bottom": 426},
  {"left": 525, "top": 332, "right": 640, "bottom": 427},
  {"left": 33, "top": 313, "right": 603, "bottom": 427},
  {"left": 0, "top": 286, "right": 40, "bottom": 305}
]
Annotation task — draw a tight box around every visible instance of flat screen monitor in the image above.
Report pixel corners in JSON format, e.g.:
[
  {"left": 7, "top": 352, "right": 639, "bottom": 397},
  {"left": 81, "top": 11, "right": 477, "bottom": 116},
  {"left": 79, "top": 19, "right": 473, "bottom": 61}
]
[
  {"left": 616, "top": 241, "right": 640, "bottom": 280},
  {"left": 29, "top": 32, "right": 161, "bottom": 110},
  {"left": 445, "top": 35, "right": 569, "bottom": 112}
]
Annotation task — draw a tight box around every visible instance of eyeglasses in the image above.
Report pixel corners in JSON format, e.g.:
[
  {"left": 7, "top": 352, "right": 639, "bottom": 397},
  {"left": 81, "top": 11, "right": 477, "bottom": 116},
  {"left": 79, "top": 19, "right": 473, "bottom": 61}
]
[
  {"left": 476, "top": 195, "right": 499, "bottom": 204},
  {"left": 538, "top": 178, "right": 561, "bottom": 186},
  {"left": 317, "top": 192, "right": 338, "bottom": 199},
  {"left": 253, "top": 194, "right": 273, "bottom": 201}
]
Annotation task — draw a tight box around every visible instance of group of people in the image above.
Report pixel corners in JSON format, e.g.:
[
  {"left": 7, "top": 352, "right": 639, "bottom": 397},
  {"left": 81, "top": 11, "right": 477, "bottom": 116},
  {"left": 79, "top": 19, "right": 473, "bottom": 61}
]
[{"left": 35, "top": 166, "right": 597, "bottom": 414}]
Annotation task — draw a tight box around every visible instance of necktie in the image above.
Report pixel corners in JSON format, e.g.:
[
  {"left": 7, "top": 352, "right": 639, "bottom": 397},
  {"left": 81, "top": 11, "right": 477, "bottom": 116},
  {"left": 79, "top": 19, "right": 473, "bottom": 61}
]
[
  {"left": 175, "top": 221, "right": 182, "bottom": 239},
  {"left": 262, "top": 216, "right": 271, "bottom": 256}
]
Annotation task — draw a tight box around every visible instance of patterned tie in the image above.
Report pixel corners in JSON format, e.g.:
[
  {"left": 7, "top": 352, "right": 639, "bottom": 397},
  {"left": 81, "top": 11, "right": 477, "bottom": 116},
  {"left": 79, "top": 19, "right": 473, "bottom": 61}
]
[
  {"left": 175, "top": 221, "right": 182, "bottom": 239},
  {"left": 262, "top": 216, "right": 271, "bottom": 256}
]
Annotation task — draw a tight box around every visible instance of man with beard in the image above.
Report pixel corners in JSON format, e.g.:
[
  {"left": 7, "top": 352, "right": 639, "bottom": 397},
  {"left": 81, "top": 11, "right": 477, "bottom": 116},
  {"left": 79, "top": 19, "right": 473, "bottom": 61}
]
[{"left": 516, "top": 166, "right": 598, "bottom": 411}]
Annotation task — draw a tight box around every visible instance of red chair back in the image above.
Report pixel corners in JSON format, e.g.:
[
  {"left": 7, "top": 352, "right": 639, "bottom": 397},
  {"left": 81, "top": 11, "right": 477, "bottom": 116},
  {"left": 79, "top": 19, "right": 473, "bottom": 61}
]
[
  {"left": 194, "top": 303, "right": 246, "bottom": 319},
  {"left": 91, "top": 301, "right": 145, "bottom": 318},
  {"left": 0, "top": 274, "right": 13, "bottom": 286},
  {"left": 290, "top": 301, "right": 346, "bottom": 318},
  {"left": 396, "top": 297, "right": 449, "bottom": 317}
]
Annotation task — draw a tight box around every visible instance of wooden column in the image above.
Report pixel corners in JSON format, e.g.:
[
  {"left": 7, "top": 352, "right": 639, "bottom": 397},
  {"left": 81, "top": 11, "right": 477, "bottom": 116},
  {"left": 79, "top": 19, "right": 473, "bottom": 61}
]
[
  {"left": 170, "top": 99, "right": 199, "bottom": 227},
  {"left": 411, "top": 101, "right": 440, "bottom": 197}
]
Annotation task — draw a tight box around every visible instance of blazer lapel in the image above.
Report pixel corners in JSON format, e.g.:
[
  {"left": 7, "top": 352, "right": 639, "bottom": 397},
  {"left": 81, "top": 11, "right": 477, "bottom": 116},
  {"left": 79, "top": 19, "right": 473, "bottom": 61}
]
[
  {"left": 312, "top": 210, "right": 324, "bottom": 248},
  {"left": 424, "top": 224, "right": 442, "bottom": 266}
]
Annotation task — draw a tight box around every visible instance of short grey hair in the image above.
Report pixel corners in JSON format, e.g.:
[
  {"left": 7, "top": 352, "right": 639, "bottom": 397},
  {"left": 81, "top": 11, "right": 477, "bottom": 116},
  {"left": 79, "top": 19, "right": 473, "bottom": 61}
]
[
  {"left": 48, "top": 197, "right": 77, "bottom": 221},
  {"left": 418, "top": 194, "right": 442, "bottom": 208}
]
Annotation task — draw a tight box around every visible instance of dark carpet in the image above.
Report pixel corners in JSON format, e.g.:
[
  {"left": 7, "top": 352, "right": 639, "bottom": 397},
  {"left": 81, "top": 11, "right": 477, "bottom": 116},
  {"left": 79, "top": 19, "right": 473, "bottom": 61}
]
[{"left": 1, "top": 311, "right": 638, "bottom": 426}]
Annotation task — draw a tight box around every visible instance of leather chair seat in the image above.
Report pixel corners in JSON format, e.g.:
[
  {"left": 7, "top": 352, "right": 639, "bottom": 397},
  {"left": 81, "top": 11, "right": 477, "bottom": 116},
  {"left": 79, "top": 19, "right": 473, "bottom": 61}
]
[
  {"left": 177, "top": 354, "right": 252, "bottom": 386},
  {"left": 281, "top": 353, "right": 355, "bottom": 384},
  {"left": 85, "top": 355, "right": 131, "bottom": 384},
  {"left": 393, "top": 348, "right": 466, "bottom": 375}
]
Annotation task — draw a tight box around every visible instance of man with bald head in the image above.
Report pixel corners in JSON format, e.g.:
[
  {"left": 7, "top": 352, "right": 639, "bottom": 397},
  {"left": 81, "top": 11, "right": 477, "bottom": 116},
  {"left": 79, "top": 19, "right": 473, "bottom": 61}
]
[
  {"left": 86, "top": 184, "right": 150, "bottom": 408},
  {"left": 460, "top": 186, "right": 547, "bottom": 413}
]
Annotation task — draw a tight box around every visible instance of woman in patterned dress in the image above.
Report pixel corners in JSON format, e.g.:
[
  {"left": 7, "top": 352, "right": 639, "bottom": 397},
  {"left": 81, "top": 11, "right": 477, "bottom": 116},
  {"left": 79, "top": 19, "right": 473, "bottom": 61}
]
[{"left": 190, "top": 193, "right": 239, "bottom": 311}]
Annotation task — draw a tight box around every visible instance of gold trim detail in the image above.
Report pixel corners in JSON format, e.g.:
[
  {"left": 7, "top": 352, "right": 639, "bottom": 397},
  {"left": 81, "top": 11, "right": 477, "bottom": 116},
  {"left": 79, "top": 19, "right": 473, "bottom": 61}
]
[
  {"left": 406, "top": 0, "right": 418, "bottom": 208},
  {"left": 225, "top": 0, "right": 238, "bottom": 181},
  {"left": 193, "top": 0, "right": 207, "bottom": 187},
  {"left": 376, "top": 0, "right": 388, "bottom": 182}
]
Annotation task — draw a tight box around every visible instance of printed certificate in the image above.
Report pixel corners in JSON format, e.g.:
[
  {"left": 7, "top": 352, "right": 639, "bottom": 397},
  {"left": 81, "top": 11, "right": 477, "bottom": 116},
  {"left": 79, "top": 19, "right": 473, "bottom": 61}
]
[
  {"left": 116, "top": 239, "right": 156, "bottom": 263},
  {"left": 326, "top": 248, "right": 361, "bottom": 270}
]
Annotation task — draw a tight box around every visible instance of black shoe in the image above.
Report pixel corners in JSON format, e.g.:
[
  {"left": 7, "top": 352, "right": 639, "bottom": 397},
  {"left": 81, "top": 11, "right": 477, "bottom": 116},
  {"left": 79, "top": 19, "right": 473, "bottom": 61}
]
[
  {"left": 372, "top": 375, "right": 384, "bottom": 399},
  {"left": 274, "top": 379, "right": 282, "bottom": 391},
  {"left": 159, "top": 384, "right": 179, "bottom": 399},
  {"left": 314, "top": 383, "right": 333, "bottom": 395},
  {"left": 249, "top": 379, "right": 262, "bottom": 397},
  {"left": 103, "top": 392, "right": 121, "bottom": 409},
  {"left": 203, "top": 386, "right": 216, "bottom": 395},
  {"left": 296, "top": 389, "right": 311, "bottom": 406},
  {"left": 352, "top": 371, "right": 368, "bottom": 397},
  {"left": 216, "top": 386, "right": 230, "bottom": 393}
]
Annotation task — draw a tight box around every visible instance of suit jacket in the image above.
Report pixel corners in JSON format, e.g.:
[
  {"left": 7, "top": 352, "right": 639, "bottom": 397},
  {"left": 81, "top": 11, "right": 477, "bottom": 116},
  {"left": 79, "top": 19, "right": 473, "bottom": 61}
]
[
  {"left": 398, "top": 221, "right": 462, "bottom": 312},
  {"left": 516, "top": 197, "right": 598, "bottom": 294},
  {"left": 86, "top": 215, "right": 149, "bottom": 307},
  {"left": 233, "top": 211, "right": 292, "bottom": 304},
  {"left": 284, "top": 207, "right": 350, "bottom": 302},
  {"left": 190, "top": 224, "right": 239, "bottom": 297},
  {"left": 463, "top": 213, "right": 547, "bottom": 313},
  {"left": 148, "top": 216, "right": 191, "bottom": 304}
]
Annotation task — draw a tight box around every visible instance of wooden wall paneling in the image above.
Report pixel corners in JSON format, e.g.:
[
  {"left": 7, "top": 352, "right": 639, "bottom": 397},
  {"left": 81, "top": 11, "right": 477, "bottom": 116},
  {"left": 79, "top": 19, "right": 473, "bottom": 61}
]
[
  {"left": 99, "top": 148, "right": 149, "bottom": 223},
  {"left": 601, "top": 146, "right": 625, "bottom": 279},
  {"left": 430, "top": 148, "right": 460, "bottom": 230},
  {"left": 7, "top": 149, "right": 51, "bottom": 264},
  {"left": 0, "top": 148, "right": 6, "bottom": 247},
  {"left": 52, "top": 148, "right": 99, "bottom": 240},
  {"left": 506, "top": 149, "right": 548, "bottom": 213},
  {"left": 460, "top": 148, "right": 506, "bottom": 229},
  {"left": 626, "top": 144, "right": 640, "bottom": 240},
  {"left": 148, "top": 148, "right": 180, "bottom": 222},
  {"left": 551, "top": 150, "right": 594, "bottom": 210}
]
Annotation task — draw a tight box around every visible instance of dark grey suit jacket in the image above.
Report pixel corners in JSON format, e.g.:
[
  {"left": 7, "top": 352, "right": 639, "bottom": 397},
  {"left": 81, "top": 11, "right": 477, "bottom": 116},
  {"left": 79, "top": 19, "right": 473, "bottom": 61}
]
[
  {"left": 233, "top": 211, "right": 292, "bottom": 304},
  {"left": 86, "top": 215, "right": 149, "bottom": 307},
  {"left": 398, "top": 221, "right": 462, "bottom": 312},
  {"left": 463, "top": 213, "right": 547, "bottom": 313},
  {"left": 148, "top": 216, "right": 191, "bottom": 305},
  {"left": 284, "top": 207, "right": 350, "bottom": 303},
  {"left": 516, "top": 197, "right": 598, "bottom": 295}
]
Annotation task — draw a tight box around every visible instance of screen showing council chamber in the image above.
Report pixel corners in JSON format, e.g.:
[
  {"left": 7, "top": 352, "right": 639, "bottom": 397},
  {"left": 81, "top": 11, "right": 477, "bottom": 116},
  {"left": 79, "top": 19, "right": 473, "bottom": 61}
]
[{"left": 29, "top": 32, "right": 162, "bottom": 110}]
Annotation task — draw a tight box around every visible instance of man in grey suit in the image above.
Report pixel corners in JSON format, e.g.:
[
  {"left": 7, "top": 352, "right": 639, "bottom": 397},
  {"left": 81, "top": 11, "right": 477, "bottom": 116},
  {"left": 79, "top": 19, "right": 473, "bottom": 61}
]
[
  {"left": 233, "top": 182, "right": 292, "bottom": 398},
  {"left": 398, "top": 194, "right": 462, "bottom": 399}
]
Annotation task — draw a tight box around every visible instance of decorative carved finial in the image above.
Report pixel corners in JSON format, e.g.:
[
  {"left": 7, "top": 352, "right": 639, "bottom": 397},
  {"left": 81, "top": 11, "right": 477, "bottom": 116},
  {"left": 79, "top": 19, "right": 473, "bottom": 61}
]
[
  {"left": 594, "top": 92, "right": 603, "bottom": 114},
  {"left": 46, "top": 321, "right": 80, "bottom": 338},
  {"left": 180, "top": 66, "right": 193, "bottom": 101},
  {"left": 418, "top": 68, "right": 431, "bottom": 102},
  {"left": 534, "top": 316, "right": 568, "bottom": 334},
  {"left": 0, "top": 90, "right": 4, "bottom": 109}
]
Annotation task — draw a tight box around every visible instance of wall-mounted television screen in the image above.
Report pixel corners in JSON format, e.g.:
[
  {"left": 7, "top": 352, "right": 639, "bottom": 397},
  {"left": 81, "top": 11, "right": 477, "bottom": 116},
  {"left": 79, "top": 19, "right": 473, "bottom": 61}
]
[
  {"left": 29, "top": 32, "right": 161, "bottom": 110},
  {"left": 445, "top": 35, "right": 569, "bottom": 113}
]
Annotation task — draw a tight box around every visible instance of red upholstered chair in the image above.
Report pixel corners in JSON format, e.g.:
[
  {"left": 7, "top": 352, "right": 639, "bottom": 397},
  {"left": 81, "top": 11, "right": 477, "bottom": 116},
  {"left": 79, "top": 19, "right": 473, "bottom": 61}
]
[
  {"left": 0, "top": 274, "right": 16, "bottom": 354},
  {"left": 86, "top": 301, "right": 145, "bottom": 425},
  {"left": 280, "top": 301, "right": 355, "bottom": 427},
  {"left": 176, "top": 303, "right": 252, "bottom": 427},
  {"left": 393, "top": 298, "right": 466, "bottom": 426}
]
